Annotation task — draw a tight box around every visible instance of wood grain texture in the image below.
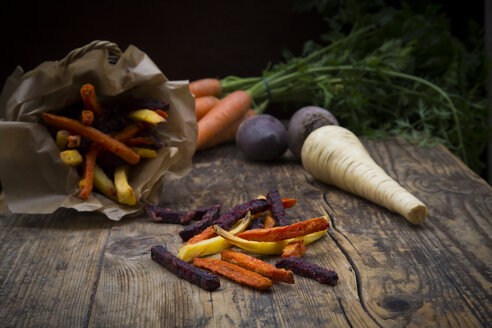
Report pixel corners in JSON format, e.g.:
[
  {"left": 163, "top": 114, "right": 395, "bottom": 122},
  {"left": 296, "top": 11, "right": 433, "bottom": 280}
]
[
  {"left": 0, "top": 209, "right": 112, "bottom": 327},
  {"left": 1, "top": 138, "right": 491, "bottom": 327}
]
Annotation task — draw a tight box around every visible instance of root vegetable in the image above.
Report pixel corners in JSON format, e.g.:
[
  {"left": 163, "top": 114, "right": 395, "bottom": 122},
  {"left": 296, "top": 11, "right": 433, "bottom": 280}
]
[
  {"left": 195, "top": 96, "right": 219, "bottom": 121},
  {"left": 196, "top": 90, "right": 251, "bottom": 150},
  {"left": 236, "top": 114, "right": 288, "bottom": 161},
  {"left": 200, "top": 109, "right": 256, "bottom": 150},
  {"left": 287, "top": 106, "right": 339, "bottom": 160},
  {"left": 189, "top": 78, "right": 222, "bottom": 98},
  {"left": 301, "top": 125, "right": 427, "bottom": 224}
]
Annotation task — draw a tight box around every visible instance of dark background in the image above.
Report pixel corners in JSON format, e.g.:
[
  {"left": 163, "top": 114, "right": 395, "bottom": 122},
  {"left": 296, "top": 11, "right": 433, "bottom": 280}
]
[
  {"left": 0, "top": 1, "right": 483, "bottom": 90},
  {"left": 0, "top": 0, "right": 487, "bottom": 182},
  {"left": 0, "top": 1, "right": 326, "bottom": 87}
]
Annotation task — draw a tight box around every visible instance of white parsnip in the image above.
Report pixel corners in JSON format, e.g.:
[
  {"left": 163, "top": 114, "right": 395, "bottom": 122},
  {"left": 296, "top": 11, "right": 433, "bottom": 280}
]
[{"left": 301, "top": 126, "right": 427, "bottom": 224}]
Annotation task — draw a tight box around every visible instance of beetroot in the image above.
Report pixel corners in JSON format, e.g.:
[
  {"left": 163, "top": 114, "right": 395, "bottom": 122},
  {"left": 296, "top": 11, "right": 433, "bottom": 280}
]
[{"left": 287, "top": 106, "right": 339, "bottom": 160}]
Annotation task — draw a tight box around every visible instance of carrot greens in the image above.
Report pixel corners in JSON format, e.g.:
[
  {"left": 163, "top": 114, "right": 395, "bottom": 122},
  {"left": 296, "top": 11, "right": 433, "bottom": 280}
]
[{"left": 220, "top": 2, "right": 488, "bottom": 174}]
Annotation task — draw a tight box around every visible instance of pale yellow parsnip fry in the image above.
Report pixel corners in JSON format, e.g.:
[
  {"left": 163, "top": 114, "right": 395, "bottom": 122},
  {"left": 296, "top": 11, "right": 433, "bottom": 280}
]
[
  {"left": 128, "top": 109, "right": 166, "bottom": 125},
  {"left": 301, "top": 126, "right": 427, "bottom": 224},
  {"left": 114, "top": 166, "right": 136, "bottom": 206},
  {"left": 93, "top": 164, "right": 118, "bottom": 202},
  {"left": 177, "top": 211, "right": 253, "bottom": 262},
  {"left": 213, "top": 218, "right": 328, "bottom": 256},
  {"left": 59, "top": 150, "right": 83, "bottom": 166}
]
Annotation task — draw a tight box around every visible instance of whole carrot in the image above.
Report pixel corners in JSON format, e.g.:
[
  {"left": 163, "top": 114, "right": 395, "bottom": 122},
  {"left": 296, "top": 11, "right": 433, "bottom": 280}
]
[
  {"left": 196, "top": 90, "right": 251, "bottom": 150},
  {"left": 200, "top": 109, "right": 256, "bottom": 150},
  {"left": 190, "top": 78, "right": 222, "bottom": 98},
  {"left": 196, "top": 96, "right": 219, "bottom": 121}
]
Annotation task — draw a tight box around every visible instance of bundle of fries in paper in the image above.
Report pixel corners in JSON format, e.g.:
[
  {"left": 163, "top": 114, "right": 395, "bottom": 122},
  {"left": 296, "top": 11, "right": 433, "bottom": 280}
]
[
  {"left": 0, "top": 42, "right": 196, "bottom": 220},
  {"left": 43, "top": 83, "right": 171, "bottom": 206}
]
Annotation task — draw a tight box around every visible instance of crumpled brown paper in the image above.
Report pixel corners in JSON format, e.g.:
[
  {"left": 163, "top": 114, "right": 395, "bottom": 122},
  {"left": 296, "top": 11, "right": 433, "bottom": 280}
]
[{"left": 0, "top": 41, "right": 197, "bottom": 220}]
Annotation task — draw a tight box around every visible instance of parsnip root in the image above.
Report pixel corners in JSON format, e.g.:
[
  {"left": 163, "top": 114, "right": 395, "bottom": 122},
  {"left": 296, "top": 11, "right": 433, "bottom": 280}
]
[{"left": 301, "top": 126, "right": 427, "bottom": 224}]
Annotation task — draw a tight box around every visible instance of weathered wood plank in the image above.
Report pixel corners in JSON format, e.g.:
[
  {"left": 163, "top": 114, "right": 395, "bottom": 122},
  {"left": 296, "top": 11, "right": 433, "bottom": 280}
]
[
  {"left": 87, "top": 144, "right": 370, "bottom": 327},
  {"left": 314, "top": 138, "right": 492, "bottom": 327},
  {"left": 1, "top": 138, "right": 490, "bottom": 327},
  {"left": 0, "top": 209, "right": 112, "bottom": 327}
]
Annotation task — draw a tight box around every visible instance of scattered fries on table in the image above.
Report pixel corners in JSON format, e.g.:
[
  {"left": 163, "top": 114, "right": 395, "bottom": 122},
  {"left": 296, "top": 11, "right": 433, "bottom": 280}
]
[{"left": 148, "top": 190, "right": 338, "bottom": 291}]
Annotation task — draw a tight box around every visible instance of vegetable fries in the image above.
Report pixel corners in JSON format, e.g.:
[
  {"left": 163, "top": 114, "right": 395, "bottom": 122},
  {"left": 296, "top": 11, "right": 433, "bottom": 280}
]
[
  {"left": 150, "top": 192, "right": 336, "bottom": 291},
  {"left": 43, "top": 83, "right": 169, "bottom": 205}
]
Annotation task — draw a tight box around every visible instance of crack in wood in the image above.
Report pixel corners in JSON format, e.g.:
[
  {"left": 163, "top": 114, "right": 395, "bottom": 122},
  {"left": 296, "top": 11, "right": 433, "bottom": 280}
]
[
  {"left": 321, "top": 193, "right": 383, "bottom": 328},
  {"left": 333, "top": 288, "right": 353, "bottom": 328},
  {"left": 442, "top": 270, "right": 487, "bottom": 327},
  {"left": 85, "top": 226, "right": 113, "bottom": 328}
]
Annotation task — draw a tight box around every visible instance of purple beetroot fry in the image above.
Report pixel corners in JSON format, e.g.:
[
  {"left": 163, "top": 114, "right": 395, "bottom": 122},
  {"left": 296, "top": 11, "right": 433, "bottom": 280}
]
[
  {"left": 266, "top": 189, "right": 289, "bottom": 226},
  {"left": 146, "top": 203, "right": 218, "bottom": 225},
  {"left": 275, "top": 256, "right": 338, "bottom": 286},
  {"left": 214, "top": 198, "right": 269, "bottom": 231},
  {"left": 179, "top": 205, "right": 221, "bottom": 241},
  {"left": 151, "top": 245, "right": 220, "bottom": 291}
]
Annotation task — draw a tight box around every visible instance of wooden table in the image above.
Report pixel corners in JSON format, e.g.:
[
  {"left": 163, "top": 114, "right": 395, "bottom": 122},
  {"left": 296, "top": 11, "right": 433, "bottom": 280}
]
[{"left": 1, "top": 139, "right": 491, "bottom": 327}]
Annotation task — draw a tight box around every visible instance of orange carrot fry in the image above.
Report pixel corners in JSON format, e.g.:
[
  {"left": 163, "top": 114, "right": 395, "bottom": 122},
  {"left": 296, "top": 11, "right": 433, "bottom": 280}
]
[
  {"left": 193, "top": 257, "right": 273, "bottom": 290},
  {"left": 113, "top": 123, "right": 144, "bottom": 143},
  {"left": 201, "top": 109, "right": 256, "bottom": 150},
  {"left": 42, "top": 113, "right": 140, "bottom": 164},
  {"left": 196, "top": 90, "right": 251, "bottom": 150},
  {"left": 237, "top": 217, "right": 329, "bottom": 242},
  {"left": 221, "top": 250, "right": 294, "bottom": 284},
  {"left": 67, "top": 135, "right": 81, "bottom": 148},
  {"left": 281, "top": 240, "right": 306, "bottom": 258},
  {"left": 79, "top": 143, "right": 100, "bottom": 199},
  {"left": 80, "top": 83, "right": 103, "bottom": 116},
  {"left": 282, "top": 198, "right": 297, "bottom": 209},
  {"left": 81, "top": 109, "right": 94, "bottom": 126},
  {"left": 125, "top": 137, "right": 155, "bottom": 147},
  {"left": 185, "top": 226, "right": 216, "bottom": 245},
  {"left": 195, "top": 96, "right": 219, "bottom": 121},
  {"left": 190, "top": 78, "right": 222, "bottom": 98},
  {"left": 264, "top": 211, "right": 276, "bottom": 229},
  {"left": 154, "top": 109, "right": 168, "bottom": 119}
]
